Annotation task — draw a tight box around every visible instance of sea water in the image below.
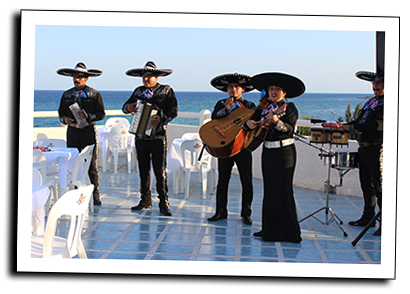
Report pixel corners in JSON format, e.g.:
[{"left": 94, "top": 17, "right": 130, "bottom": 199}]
[{"left": 33, "top": 90, "right": 371, "bottom": 128}]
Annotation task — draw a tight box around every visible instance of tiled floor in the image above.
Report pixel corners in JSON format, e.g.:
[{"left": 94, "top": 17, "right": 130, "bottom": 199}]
[{"left": 56, "top": 160, "right": 381, "bottom": 264}]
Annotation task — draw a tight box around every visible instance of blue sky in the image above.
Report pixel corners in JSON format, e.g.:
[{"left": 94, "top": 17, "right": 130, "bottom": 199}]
[{"left": 34, "top": 25, "right": 376, "bottom": 93}]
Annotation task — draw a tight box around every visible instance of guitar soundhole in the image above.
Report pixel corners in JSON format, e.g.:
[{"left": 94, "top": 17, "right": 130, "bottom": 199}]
[{"left": 220, "top": 141, "right": 226, "bottom": 145}]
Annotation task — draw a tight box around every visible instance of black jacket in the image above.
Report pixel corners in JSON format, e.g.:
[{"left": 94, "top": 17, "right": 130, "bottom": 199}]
[
  {"left": 58, "top": 85, "right": 105, "bottom": 125},
  {"left": 348, "top": 95, "right": 383, "bottom": 144},
  {"left": 122, "top": 83, "right": 178, "bottom": 138}
]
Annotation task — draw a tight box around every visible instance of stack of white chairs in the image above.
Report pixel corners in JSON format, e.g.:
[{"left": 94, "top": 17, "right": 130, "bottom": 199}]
[
  {"left": 31, "top": 185, "right": 94, "bottom": 259},
  {"left": 65, "top": 144, "right": 95, "bottom": 213},
  {"left": 180, "top": 139, "right": 213, "bottom": 199},
  {"left": 107, "top": 126, "right": 135, "bottom": 174},
  {"left": 105, "top": 117, "right": 130, "bottom": 128},
  {"left": 32, "top": 149, "right": 58, "bottom": 216}
]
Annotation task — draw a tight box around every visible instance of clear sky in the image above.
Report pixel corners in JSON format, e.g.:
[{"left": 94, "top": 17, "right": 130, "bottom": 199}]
[{"left": 34, "top": 24, "right": 376, "bottom": 93}]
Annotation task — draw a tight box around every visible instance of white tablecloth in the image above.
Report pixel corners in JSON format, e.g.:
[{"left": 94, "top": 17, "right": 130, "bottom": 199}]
[
  {"left": 38, "top": 147, "right": 79, "bottom": 189},
  {"left": 32, "top": 185, "right": 50, "bottom": 236}
]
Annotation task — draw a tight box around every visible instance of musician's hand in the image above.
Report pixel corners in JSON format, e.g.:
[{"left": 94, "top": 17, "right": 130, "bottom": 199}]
[
  {"left": 266, "top": 112, "right": 279, "bottom": 123},
  {"left": 77, "top": 110, "right": 86, "bottom": 119},
  {"left": 225, "top": 97, "right": 234, "bottom": 111},
  {"left": 150, "top": 115, "right": 161, "bottom": 128},
  {"left": 64, "top": 117, "right": 74, "bottom": 124},
  {"left": 127, "top": 102, "right": 139, "bottom": 114},
  {"left": 246, "top": 120, "right": 258, "bottom": 130}
]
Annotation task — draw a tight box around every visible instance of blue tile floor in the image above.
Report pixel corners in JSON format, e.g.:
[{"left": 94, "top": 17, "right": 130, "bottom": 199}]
[{"left": 56, "top": 160, "right": 381, "bottom": 263}]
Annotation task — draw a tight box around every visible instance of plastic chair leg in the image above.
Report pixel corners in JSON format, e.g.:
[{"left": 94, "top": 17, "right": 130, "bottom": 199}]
[
  {"left": 201, "top": 170, "right": 207, "bottom": 199},
  {"left": 113, "top": 150, "right": 118, "bottom": 174},
  {"left": 185, "top": 170, "right": 191, "bottom": 198},
  {"left": 127, "top": 152, "right": 132, "bottom": 174}
]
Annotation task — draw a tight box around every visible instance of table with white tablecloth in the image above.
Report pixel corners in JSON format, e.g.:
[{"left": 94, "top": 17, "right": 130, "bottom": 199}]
[{"left": 32, "top": 185, "right": 50, "bottom": 236}]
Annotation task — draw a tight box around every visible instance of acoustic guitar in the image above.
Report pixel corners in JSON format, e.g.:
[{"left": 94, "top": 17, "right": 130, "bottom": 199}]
[
  {"left": 242, "top": 103, "right": 288, "bottom": 152},
  {"left": 199, "top": 107, "right": 255, "bottom": 158}
]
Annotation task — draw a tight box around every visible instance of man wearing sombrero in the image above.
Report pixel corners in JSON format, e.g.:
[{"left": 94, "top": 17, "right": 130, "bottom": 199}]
[
  {"left": 207, "top": 73, "right": 255, "bottom": 225},
  {"left": 122, "top": 61, "right": 178, "bottom": 216},
  {"left": 57, "top": 62, "right": 106, "bottom": 205},
  {"left": 342, "top": 71, "right": 384, "bottom": 236}
]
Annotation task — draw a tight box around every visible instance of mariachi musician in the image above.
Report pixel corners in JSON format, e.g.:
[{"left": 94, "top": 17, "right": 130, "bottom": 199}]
[
  {"left": 207, "top": 73, "right": 255, "bottom": 225},
  {"left": 244, "top": 72, "right": 305, "bottom": 243},
  {"left": 341, "top": 71, "right": 383, "bottom": 236},
  {"left": 122, "top": 61, "right": 178, "bottom": 216}
]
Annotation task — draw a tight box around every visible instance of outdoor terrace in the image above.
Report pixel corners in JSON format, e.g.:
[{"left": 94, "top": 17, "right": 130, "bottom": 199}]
[{"left": 59, "top": 158, "right": 381, "bottom": 264}]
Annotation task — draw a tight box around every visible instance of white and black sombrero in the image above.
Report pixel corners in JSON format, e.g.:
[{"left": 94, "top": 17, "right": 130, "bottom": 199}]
[
  {"left": 355, "top": 71, "right": 384, "bottom": 82},
  {"left": 57, "top": 62, "right": 103, "bottom": 77},
  {"left": 125, "top": 61, "right": 173, "bottom": 77},
  {"left": 210, "top": 73, "right": 254, "bottom": 92},
  {"left": 250, "top": 72, "right": 305, "bottom": 98}
]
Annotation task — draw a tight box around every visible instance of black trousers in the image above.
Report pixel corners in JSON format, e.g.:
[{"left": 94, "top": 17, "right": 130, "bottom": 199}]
[
  {"left": 66, "top": 125, "right": 100, "bottom": 200},
  {"left": 135, "top": 137, "right": 169, "bottom": 203},
  {"left": 261, "top": 144, "right": 301, "bottom": 243},
  {"left": 215, "top": 149, "right": 253, "bottom": 217},
  {"left": 358, "top": 144, "right": 383, "bottom": 220}
]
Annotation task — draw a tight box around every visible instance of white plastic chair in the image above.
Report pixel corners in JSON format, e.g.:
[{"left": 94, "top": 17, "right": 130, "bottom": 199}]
[
  {"left": 180, "top": 139, "right": 213, "bottom": 199},
  {"left": 105, "top": 117, "right": 130, "bottom": 128},
  {"left": 35, "top": 139, "right": 67, "bottom": 148},
  {"left": 108, "top": 127, "right": 135, "bottom": 174},
  {"left": 65, "top": 145, "right": 95, "bottom": 213},
  {"left": 33, "top": 149, "right": 58, "bottom": 216},
  {"left": 181, "top": 132, "right": 200, "bottom": 140},
  {"left": 31, "top": 185, "right": 94, "bottom": 259},
  {"left": 32, "top": 168, "right": 43, "bottom": 185}
]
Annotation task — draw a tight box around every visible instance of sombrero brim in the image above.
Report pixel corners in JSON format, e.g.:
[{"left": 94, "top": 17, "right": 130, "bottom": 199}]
[
  {"left": 125, "top": 68, "right": 173, "bottom": 77},
  {"left": 210, "top": 73, "right": 254, "bottom": 92},
  {"left": 355, "top": 71, "right": 380, "bottom": 82},
  {"left": 250, "top": 72, "right": 305, "bottom": 98},
  {"left": 57, "top": 68, "right": 102, "bottom": 77}
]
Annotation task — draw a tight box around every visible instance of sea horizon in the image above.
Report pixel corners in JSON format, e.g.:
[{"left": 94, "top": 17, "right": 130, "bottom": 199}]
[{"left": 33, "top": 90, "right": 373, "bottom": 128}]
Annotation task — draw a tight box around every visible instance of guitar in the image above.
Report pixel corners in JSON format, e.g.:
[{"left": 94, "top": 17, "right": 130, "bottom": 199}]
[
  {"left": 242, "top": 103, "right": 288, "bottom": 152},
  {"left": 199, "top": 107, "right": 255, "bottom": 158}
]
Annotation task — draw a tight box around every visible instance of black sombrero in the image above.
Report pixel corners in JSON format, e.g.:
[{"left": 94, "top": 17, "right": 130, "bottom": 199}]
[
  {"left": 210, "top": 73, "right": 254, "bottom": 92},
  {"left": 57, "top": 62, "right": 102, "bottom": 77},
  {"left": 355, "top": 71, "right": 384, "bottom": 82},
  {"left": 125, "top": 61, "right": 173, "bottom": 77},
  {"left": 250, "top": 72, "right": 305, "bottom": 98}
]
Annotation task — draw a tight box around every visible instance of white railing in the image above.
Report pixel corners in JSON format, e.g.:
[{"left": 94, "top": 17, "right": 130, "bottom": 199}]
[{"left": 33, "top": 109, "right": 316, "bottom": 128}]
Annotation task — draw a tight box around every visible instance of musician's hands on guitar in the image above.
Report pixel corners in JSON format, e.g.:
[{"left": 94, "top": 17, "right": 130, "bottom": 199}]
[
  {"left": 246, "top": 120, "right": 259, "bottom": 130},
  {"left": 150, "top": 115, "right": 161, "bottom": 128},
  {"left": 127, "top": 102, "right": 139, "bottom": 114},
  {"left": 266, "top": 111, "right": 279, "bottom": 124}
]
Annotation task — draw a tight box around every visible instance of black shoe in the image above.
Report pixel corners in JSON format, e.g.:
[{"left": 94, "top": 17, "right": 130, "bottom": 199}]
[
  {"left": 131, "top": 201, "right": 152, "bottom": 211},
  {"left": 348, "top": 217, "right": 376, "bottom": 227},
  {"left": 373, "top": 227, "right": 381, "bottom": 236},
  {"left": 242, "top": 216, "right": 253, "bottom": 225},
  {"left": 253, "top": 230, "right": 263, "bottom": 237},
  {"left": 159, "top": 202, "right": 172, "bottom": 216},
  {"left": 94, "top": 199, "right": 102, "bottom": 206},
  {"left": 207, "top": 211, "right": 227, "bottom": 221}
]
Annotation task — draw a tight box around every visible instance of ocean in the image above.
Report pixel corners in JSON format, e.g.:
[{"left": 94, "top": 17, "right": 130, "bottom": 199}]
[{"left": 33, "top": 90, "right": 372, "bottom": 128}]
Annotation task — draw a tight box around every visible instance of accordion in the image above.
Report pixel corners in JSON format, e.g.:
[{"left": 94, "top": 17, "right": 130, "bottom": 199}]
[{"left": 129, "top": 100, "right": 160, "bottom": 138}]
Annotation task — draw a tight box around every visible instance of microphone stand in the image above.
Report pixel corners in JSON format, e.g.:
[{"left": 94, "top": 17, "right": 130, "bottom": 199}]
[{"left": 294, "top": 133, "right": 348, "bottom": 237}]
